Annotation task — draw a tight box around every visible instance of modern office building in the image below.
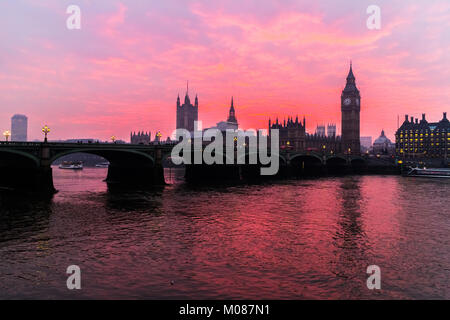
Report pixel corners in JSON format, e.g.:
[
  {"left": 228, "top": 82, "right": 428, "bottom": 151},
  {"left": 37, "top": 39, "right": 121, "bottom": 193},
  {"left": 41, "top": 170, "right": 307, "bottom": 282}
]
[
  {"left": 11, "top": 114, "right": 28, "bottom": 141},
  {"left": 360, "top": 136, "right": 372, "bottom": 151}
]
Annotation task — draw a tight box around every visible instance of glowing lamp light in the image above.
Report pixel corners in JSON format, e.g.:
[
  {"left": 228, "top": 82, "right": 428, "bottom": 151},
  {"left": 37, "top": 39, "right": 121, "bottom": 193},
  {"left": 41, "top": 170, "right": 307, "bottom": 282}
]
[
  {"left": 42, "top": 125, "right": 50, "bottom": 142},
  {"left": 3, "top": 130, "right": 11, "bottom": 142},
  {"left": 111, "top": 135, "right": 116, "bottom": 143}
]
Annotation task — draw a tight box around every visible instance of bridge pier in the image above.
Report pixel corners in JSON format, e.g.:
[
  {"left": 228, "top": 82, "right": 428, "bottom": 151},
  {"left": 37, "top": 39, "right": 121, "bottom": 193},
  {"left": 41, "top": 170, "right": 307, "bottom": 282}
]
[
  {"left": 0, "top": 143, "right": 56, "bottom": 194},
  {"left": 0, "top": 165, "right": 56, "bottom": 194},
  {"left": 106, "top": 148, "right": 165, "bottom": 186},
  {"left": 105, "top": 163, "right": 165, "bottom": 186}
]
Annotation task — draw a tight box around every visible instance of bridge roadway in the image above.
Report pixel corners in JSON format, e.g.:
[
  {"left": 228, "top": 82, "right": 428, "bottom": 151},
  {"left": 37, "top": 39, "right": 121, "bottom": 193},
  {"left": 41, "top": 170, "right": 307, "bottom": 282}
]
[{"left": 0, "top": 141, "right": 370, "bottom": 194}]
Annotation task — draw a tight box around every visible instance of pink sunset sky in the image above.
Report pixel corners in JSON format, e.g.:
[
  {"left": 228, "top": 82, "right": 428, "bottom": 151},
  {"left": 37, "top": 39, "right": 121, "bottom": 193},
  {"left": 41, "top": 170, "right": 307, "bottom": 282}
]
[{"left": 0, "top": 0, "right": 449, "bottom": 142}]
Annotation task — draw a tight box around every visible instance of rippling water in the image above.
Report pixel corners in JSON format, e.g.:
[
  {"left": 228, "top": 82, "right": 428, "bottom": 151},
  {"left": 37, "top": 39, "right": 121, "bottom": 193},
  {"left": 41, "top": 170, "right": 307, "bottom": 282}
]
[{"left": 0, "top": 167, "right": 449, "bottom": 299}]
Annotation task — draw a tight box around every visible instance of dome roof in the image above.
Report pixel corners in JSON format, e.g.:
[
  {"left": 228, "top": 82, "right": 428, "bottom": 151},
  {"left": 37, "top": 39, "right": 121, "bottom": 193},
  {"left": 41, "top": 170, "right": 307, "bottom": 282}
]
[{"left": 374, "top": 130, "right": 392, "bottom": 144}]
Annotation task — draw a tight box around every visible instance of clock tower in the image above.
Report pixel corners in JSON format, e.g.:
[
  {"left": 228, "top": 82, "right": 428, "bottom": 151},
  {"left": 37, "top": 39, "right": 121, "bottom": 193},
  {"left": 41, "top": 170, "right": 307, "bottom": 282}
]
[{"left": 341, "top": 62, "right": 360, "bottom": 155}]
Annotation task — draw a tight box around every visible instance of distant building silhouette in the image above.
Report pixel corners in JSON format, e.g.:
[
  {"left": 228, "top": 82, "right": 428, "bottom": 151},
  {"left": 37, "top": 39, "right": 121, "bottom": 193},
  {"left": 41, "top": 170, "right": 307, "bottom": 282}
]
[
  {"left": 214, "top": 97, "right": 239, "bottom": 131},
  {"left": 373, "top": 130, "right": 395, "bottom": 155},
  {"left": 268, "top": 117, "right": 342, "bottom": 153},
  {"left": 11, "top": 114, "right": 27, "bottom": 141},
  {"left": 327, "top": 124, "right": 336, "bottom": 137},
  {"left": 360, "top": 136, "right": 373, "bottom": 152},
  {"left": 131, "top": 131, "right": 151, "bottom": 144},
  {"left": 269, "top": 116, "right": 306, "bottom": 150},
  {"left": 315, "top": 125, "right": 326, "bottom": 137},
  {"left": 268, "top": 63, "right": 362, "bottom": 154},
  {"left": 176, "top": 82, "right": 198, "bottom": 133}
]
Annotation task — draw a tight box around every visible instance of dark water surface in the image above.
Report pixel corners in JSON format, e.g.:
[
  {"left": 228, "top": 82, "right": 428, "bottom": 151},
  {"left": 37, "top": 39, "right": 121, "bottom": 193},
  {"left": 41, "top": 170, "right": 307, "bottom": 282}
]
[{"left": 0, "top": 168, "right": 449, "bottom": 299}]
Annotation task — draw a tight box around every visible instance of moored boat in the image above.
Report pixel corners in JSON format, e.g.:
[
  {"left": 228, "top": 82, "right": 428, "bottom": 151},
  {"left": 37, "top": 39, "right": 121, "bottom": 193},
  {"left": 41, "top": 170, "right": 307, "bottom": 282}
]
[
  {"left": 95, "top": 162, "right": 110, "bottom": 168},
  {"left": 59, "top": 161, "right": 83, "bottom": 170},
  {"left": 405, "top": 167, "right": 450, "bottom": 178}
]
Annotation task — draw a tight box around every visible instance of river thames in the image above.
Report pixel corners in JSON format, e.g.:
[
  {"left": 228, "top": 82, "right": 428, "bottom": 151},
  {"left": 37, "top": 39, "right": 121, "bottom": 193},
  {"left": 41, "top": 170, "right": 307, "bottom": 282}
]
[{"left": 0, "top": 168, "right": 449, "bottom": 299}]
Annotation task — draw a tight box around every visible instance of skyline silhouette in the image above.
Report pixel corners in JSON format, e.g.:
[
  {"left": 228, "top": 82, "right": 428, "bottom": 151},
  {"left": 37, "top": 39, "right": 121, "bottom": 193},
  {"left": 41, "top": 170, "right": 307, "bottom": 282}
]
[{"left": 0, "top": 0, "right": 449, "bottom": 141}]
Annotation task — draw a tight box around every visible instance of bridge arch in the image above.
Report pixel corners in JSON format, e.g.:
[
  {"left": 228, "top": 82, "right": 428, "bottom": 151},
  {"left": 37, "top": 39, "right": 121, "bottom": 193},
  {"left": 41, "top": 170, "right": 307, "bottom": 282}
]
[
  {"left": 0, "top": 149, "right": 49, "bottom": 192},
  {"left": 350, "top": 157, "right": 367, "bottom": 173},
  {"left": 0, "top": 149, "right": 40, "bottom": 167},
  {"left": 290, "top": 153, "right": 323, "bottom": 164},
  {"left": 236, "top": 151, "right": 287, "bottom": 165},
  {"left": 237, "top": 152, "right": 287, "bottom": 180},
  {"left": 326, "top": 155, "right": 347, "bottom": 163},
  {"left": 325, "top": 156, "right": 349, "bottom": 174},
  {"left": 289, "top": 153, "right": 323, "bottom": 177},
  {"left": 49, "top": 147, "right": 163, "bottom": 188},
  {"left": 50, "top": 148, "right": 155, "bottom": 165}
]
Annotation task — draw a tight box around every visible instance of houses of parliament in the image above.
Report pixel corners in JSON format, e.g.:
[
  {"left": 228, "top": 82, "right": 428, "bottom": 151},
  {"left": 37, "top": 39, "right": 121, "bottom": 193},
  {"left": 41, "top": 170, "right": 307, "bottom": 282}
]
[
  {"left": 169, "top": 63, "right": 362, "bottom": 154},
  {"left": 269, "top": 63, "right": 361, "bottom": 154}
]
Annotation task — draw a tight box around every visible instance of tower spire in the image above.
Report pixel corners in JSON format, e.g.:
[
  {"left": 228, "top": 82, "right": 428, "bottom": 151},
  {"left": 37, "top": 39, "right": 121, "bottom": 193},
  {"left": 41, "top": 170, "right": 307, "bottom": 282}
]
[
  {"left": 184, "top": 81, "right": 191, "bottom": 104},
  {"left": 347, "top": 61, "right": 355, "bottom": 80},
  {"left": 343, "top": 61, "right": 357, "bottom": 93},
  {"left": 227, "top": 96, "right": 237, "bottom": 123}
]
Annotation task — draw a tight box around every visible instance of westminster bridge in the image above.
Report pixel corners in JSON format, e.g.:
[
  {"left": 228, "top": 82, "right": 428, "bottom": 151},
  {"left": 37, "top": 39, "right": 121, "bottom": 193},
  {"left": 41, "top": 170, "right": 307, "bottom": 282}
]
[{"left": 0, "top": 141, "right": 390, "bottom": 194}]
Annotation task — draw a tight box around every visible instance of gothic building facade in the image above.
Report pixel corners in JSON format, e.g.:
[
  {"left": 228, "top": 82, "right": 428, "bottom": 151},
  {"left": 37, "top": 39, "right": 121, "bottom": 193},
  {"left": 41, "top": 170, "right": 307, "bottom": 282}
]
[
  {"left": 341, "top": 63, "right": 361, "bottom": 155},
  {"left": 268, "top": 64, "right": 359, "bottom": 154},
  {"left": 269, "top": 117, "right": 307, "bottom": 151},
  {"left": 268, "top": 117, "right": 343, "bottom": 153},
  {"left": 130, "top": 131, "right": 151, "bottom": 144},
  {"left": 176, "top": 87, "right": 198, "bottom": 133}
]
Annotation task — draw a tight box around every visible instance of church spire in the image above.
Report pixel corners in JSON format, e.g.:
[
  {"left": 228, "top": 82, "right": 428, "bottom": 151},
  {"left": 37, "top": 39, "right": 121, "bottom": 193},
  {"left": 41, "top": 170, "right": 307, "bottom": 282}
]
[{"left": 227, "top": 96, "right": 237, "bottom": 123}]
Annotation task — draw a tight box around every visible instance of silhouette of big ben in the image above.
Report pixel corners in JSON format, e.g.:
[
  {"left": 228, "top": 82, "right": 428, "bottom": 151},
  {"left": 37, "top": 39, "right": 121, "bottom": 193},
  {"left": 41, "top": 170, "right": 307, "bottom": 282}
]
[{"left": 341, "top": 63, "right": 360, "bottom": 154}]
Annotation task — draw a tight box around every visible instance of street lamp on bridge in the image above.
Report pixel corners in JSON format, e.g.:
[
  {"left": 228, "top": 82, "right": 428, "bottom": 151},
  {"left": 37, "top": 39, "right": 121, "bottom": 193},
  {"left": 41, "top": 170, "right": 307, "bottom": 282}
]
[
  {"left": 42, "top": 125, "right": 50, "bottom": 143},
  {"left": 156, "top": 131, "right": 162, "bottom": 143},
  {"left": 111, "top": 136, "right": 116, "bottom": 143},
  {"left": 3, "top": 130, "right": 11, "bottom": 142}
]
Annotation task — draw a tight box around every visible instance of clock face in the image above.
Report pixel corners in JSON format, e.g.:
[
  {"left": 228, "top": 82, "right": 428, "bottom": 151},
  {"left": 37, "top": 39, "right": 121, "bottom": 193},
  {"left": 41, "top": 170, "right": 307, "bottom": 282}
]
[
  {"left": 356, "top": 98, "right": 360, "bottom": 106},
  {"left": 344, "top": 98, "right": 351, "bottom": 106}
]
